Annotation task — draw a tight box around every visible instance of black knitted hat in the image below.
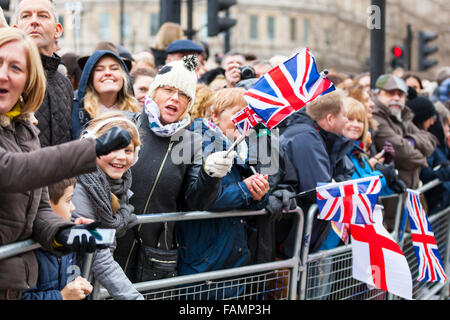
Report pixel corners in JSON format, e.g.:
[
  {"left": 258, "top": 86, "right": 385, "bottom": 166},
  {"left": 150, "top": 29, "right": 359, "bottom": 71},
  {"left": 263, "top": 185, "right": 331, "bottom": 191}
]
[{"left": 406, "top": 87, "right": 436, "bottom": 126}]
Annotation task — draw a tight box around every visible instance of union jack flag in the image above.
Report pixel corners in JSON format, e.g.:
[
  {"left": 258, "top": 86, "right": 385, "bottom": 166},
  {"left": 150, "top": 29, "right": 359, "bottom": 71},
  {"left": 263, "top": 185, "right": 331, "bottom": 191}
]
[
  {"left": 406, "top": 191, "right": 447, "bottom": 283},
  {"left": 316, "top": 176, "right": 381, "bottom": 225},
  {"left": 231, "top": 105, "right": 264, "bottom": 135},
  {"left": 243, "top": 48, "right": 335, "bottom": 129}
]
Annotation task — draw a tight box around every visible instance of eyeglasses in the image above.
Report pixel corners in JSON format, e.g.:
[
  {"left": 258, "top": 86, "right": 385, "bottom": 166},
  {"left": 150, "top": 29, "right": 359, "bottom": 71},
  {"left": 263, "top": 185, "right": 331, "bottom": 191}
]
[{"left": 160, "top": 86, "right": 190, "bottom": 104}]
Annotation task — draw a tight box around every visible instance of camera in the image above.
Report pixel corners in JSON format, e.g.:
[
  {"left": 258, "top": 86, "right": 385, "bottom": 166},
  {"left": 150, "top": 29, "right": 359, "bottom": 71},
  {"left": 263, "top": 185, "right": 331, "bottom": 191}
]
[{"left": 239, "top": 65, "right": 256, "bottom": 80}]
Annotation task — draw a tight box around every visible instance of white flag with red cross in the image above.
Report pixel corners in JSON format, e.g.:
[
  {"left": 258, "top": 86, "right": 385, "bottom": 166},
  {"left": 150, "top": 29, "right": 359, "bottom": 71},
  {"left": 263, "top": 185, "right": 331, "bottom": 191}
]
[{"left": 350, "top": 205, "right": 412, "bottom": 300}]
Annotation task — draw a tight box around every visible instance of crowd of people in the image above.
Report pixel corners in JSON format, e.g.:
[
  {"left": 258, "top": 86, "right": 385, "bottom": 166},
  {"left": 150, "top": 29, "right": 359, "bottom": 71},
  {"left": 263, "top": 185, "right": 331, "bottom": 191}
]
[{"left": 0, "top": 0, "right": 449, "bottom": 300}]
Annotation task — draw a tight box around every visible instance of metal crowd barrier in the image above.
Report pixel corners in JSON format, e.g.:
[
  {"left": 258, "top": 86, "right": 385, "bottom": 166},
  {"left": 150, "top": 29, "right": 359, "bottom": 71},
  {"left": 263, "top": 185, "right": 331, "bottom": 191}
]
[
  {"left": 91, "top": 208, "right": 304, "bottom": 300},
  {"left": 298, "top": 178, "right": 450, "bottom": 300},
  {"left": 1, "top": 178, "right": 448, "bottom": 301}
]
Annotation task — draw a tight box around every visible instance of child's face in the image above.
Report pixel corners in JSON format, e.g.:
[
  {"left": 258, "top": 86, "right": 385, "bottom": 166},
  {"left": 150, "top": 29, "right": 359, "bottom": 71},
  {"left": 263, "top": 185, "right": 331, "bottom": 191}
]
[
  {"left": 50, "top": 185, "right": 75, "bottom": 221},
  {"left": 96, "top": 142, "right": 135, "bottom": 180}
]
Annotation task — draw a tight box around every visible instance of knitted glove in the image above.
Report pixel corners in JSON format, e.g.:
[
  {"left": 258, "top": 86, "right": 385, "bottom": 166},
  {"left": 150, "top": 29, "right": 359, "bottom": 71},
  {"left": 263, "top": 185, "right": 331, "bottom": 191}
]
[
  {"left": 266, "top": 190, "right": 297, "bottom": 220},
  {"left": 204, "top": 151, "right": 236, "bottom": 178},
  {"left": 95, "top": 127, "right": 131, "bottom": 157}
]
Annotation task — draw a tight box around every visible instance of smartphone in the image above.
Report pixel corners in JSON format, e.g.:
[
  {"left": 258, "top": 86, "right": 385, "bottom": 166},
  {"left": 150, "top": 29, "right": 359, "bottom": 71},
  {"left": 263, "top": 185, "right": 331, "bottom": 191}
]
[{"left": 67, "top": 228, "right": 116, "bottom": 246}]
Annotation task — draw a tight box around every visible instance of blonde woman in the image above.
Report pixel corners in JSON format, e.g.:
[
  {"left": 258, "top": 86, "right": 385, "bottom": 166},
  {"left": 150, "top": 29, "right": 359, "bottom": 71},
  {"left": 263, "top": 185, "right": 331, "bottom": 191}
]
[
  {"left": 343, "top": 97, "right": 403, "bottom": 196},
  {"left": 0, "top": 28, "right": 119, "bottom": 299},
  {"left": 72, "top": 50, "right": 139, "bottom": 139}
]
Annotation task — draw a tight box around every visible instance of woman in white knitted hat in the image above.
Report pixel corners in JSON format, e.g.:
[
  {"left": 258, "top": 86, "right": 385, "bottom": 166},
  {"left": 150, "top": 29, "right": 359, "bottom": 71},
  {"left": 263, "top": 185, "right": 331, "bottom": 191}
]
[{"left": 114, "top": 55, "right": 235, "bottom": 283}]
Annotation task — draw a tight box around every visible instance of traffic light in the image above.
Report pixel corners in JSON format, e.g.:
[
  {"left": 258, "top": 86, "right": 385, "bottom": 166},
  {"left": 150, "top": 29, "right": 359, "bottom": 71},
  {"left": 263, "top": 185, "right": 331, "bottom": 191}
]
[
  {"left": 390, "top": 44, "right": 405, "bottom": 69},
  {"left": 418, "top": 30, "right": 438, "bottom": 71},
  {"left": 0, "top": 0, "right": 9, "bottom": 10},
  {"left": 207, "top": 0, "right": 237, "bottom": 37}
]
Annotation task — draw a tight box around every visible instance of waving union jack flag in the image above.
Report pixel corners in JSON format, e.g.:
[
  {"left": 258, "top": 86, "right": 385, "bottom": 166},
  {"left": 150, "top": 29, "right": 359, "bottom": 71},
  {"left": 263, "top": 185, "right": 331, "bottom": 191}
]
[
  {"left": 406, "top": 191, "right": 447, "bottom": 283},
  {"left": 316, "top": 176, "right": 382, "bottom": 225},
  {"left": 231, "top": 105, "right": 264, "bottom": 135},
  {"left": 243, "top": 48, "right": 335, "bottom": 129}
]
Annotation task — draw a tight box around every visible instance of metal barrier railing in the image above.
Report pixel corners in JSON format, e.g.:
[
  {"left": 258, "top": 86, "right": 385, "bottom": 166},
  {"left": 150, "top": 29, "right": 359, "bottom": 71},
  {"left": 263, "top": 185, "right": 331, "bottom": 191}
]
[
  {"left": 1, "top": 178, "right": 447, "bottom": 301},
  {"left": 298, "top": 178, "right": 449, "bottom": 300},
  {"left": 91, "top": 208, "right": 304, "bottom": 300}
]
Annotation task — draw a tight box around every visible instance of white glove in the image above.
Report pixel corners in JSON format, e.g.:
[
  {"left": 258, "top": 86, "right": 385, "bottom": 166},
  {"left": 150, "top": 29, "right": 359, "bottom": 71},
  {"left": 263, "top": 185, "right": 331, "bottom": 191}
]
[{"left": 204, "top": 151, "right": 236, "bottom": 178}]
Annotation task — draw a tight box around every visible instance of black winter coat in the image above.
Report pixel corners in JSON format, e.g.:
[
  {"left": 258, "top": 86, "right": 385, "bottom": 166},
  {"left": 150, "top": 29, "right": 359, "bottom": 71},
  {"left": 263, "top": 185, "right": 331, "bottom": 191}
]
[
  {"left": 114, "top": 111, "right": 222, "bottom": 281},
  {"left": 279, "top": 109, "right": 354, "bottom": 254},
  {"left": 35, "top": 54, "right": 73, "bottom": 147}
]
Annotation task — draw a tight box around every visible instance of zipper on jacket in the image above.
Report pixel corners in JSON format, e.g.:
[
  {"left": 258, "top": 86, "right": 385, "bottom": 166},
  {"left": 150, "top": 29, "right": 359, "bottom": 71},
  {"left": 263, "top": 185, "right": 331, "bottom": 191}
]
[{"left": 124, "top": 140, "right": 174, "bottom": 273}]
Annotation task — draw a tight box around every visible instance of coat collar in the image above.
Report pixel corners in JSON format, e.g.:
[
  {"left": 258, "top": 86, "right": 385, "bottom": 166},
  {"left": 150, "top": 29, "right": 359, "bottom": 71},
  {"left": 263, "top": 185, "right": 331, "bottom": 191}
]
[
  {"left": 40, "top": 53, "right": 61, "bottom": 75},
  {"left": 0, "top": 113, "right": 34, "bottom": 128}
]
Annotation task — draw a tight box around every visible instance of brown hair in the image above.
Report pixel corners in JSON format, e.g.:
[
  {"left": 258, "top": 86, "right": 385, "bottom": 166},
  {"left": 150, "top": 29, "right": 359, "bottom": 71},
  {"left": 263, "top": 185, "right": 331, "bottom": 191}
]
[
  {"left": 48, "top": 177, "right": 76, "bottom": 205},
  {"left": 306, "top": 90, "right": 344, "bottom": 121},
  {"left": 153, "top": 22, "right": 184, "bottom": 50}
]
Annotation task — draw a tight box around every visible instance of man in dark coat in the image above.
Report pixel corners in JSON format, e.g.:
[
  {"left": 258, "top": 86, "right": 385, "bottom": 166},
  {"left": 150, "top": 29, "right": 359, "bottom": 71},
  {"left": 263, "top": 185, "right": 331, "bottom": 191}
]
[
  {"left": 278, "top": 90, "right": 354, "bottom": 255},
  {"left": 15, "top": 0, "right": 73, "bottom": 147}
]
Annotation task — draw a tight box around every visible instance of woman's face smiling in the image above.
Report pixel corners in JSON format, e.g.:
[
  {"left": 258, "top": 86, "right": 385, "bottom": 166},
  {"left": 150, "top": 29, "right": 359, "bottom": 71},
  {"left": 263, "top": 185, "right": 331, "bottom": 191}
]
[
  {"left": 92, "top": 56, "right": 124, "bottom": 99},
  {"left": 343, "top": 117, "right": 364, "bottom": 141},
  {"left": 96, "top": 142, "right": 135, "bottom": 179},
  {"left": 0, "top": 40, "right": 28, "bottom": 114}
]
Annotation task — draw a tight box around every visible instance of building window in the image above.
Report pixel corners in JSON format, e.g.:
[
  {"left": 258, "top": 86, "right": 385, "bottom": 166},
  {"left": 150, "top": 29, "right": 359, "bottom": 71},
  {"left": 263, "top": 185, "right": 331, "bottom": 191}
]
[
  {"left": 121, "top": 12, "right": 131, "bottom": 39},
  {"left": 267, "top": 16, "right": 275, "bottom": 40},
  {"left": 149, "top": 13, "right": 159, "bottom": 36},
  {"left": 250, "top": 15, "right": 258, "bottom": 39},
  {"left": 290, "top": 17, "right": 296, "bottom": 42},
  {"left": 303, "top": 18, "right": 310, "bottom": 44},
  {"left": 98, "top": 12, "right": 111, "bottom": 40}
]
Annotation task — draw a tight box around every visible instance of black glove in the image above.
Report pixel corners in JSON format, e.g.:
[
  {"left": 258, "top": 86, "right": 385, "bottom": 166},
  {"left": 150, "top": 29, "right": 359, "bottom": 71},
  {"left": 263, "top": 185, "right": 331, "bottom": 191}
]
[
  {"left": 95, "top": 126, "right": 131, "bottom": 157},
  {"left": 389, "top": 178, "right": 407, "bottom": 194},
  {"left": 265, "top": 189, "right": 297, "bottom": 220},
  {"left": 54, "top": 221, "right": 105, "bottom": 253},
  {"left": 374, "top": 162, "right": 396, "bottom": 185}
]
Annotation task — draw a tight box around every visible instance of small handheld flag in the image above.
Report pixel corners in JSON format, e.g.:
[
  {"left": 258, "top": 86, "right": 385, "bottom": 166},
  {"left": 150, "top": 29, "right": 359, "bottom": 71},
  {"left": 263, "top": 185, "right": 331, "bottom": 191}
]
[
  {"left": 243, "top": 47, "right": 335, "bottom": 129},
  {"left": 231, "top": 105, "right": 264, "bottom": 135},
  {"left": 316, "top": 176, "right": 382, "bottom": 225}
]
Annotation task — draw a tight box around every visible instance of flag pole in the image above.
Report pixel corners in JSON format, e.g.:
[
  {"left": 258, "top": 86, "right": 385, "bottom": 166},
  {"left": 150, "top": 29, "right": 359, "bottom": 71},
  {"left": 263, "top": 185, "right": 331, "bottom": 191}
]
[{"left": 225, "top": 127, "right": 259, "bottom": 175}]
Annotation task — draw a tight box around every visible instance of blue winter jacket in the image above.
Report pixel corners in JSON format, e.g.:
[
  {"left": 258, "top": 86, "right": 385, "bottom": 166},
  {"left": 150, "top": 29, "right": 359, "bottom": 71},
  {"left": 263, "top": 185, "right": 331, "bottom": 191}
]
[
  {"left": 71, "top": 50, "right": 134, "bottom": 140},
  {"left": 176, "top": 118, "right": 268, "bottom": 276},
  {"left": 22, "top": 249, "right": 77, "bottom": 300},
  {"left": 347, "top": 144, "right": 394, "bottom": 197}
]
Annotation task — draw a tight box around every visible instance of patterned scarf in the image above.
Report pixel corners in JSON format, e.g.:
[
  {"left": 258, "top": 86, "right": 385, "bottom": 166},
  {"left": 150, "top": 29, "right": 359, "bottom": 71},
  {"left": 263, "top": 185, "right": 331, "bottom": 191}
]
[{"left": 144, "top": 95, "right": 190, "bottom": 137}]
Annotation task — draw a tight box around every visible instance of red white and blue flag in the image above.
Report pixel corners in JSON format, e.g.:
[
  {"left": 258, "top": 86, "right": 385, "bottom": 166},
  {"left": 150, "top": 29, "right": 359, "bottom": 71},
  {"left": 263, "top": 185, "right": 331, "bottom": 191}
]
[
  {"left": 231, "top": 105, "right": 264, "bottom": 135},
  {"left": 406, "top": 190, "right": 447, "bottom": 283},
  {"left": 243, "top": 48, "right": 335, "bottom": 129},
  {"left": 316, "top": 176, "right": 381, "bottom": 225}
]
